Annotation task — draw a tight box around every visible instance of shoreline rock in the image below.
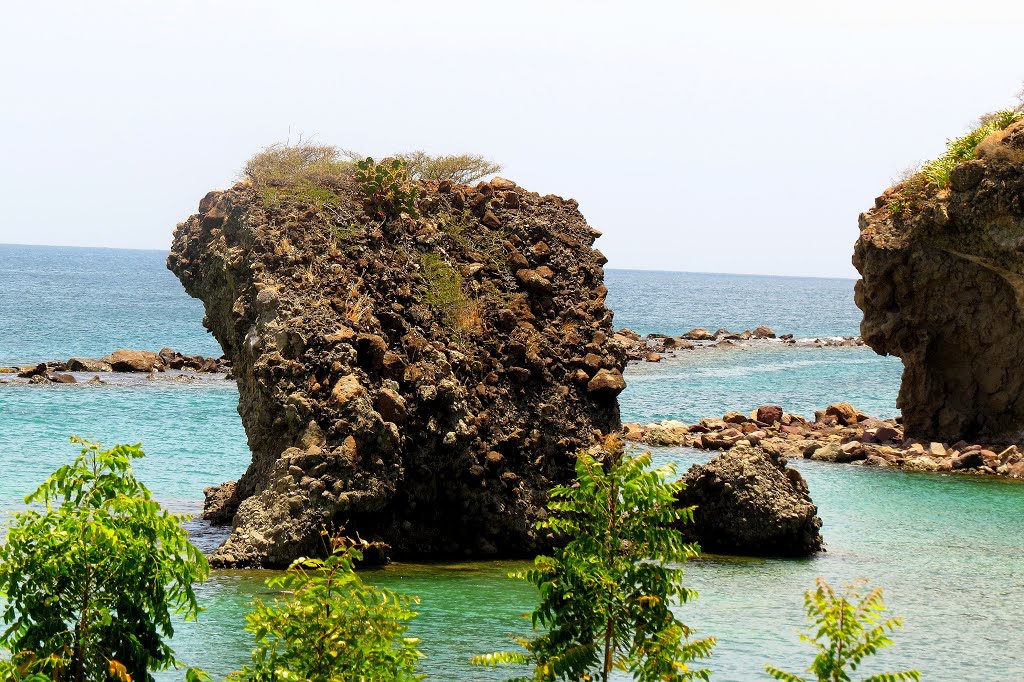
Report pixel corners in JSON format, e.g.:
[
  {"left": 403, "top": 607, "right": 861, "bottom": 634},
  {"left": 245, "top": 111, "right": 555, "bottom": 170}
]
[
  {"left": 0, "top": 348, "right": 230, "bottom": 381},
  {"left": 676, "top": 445, "right": 823, "bottom": 557},
  {"left": 624, "top": 402, "right": 1024, "bottom": 479}
]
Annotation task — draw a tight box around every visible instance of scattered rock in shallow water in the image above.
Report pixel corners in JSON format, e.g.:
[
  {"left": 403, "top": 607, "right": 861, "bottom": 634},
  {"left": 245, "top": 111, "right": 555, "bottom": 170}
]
[
  {"left": 682, "top": 327, "right": 715, "bottom": 341},
  {"left": 755, "top": 404, "right": 784, "bottom": 425},
  {"left": 68, "top": 358, "right": 113, "bottom": 372},
  {"left": 675, "top": 445, "right": 823, "bottom": 557},
  {"left": 17, "top": 363, "right": 47, "bottom": 379},
  {"left": 824, "top": 402, "right": 863, "bottom": 426},
  {"left": 102, "top": 349, "right": 161, "bottom": 372}
]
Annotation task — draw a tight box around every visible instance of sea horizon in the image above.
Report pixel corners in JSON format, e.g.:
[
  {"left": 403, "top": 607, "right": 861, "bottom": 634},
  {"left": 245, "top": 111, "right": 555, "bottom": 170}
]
[{"left": 0, "top": 241, "right": 860, "bottom": 282}]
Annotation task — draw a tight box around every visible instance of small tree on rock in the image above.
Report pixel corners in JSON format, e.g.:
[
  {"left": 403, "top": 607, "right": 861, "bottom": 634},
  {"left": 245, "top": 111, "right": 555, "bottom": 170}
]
[{"left": 398, "top": 150, "right": 502, "bottom": 184}]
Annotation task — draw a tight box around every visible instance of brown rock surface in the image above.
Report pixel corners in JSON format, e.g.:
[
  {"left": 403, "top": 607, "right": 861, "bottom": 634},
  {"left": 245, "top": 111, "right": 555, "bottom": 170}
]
[
  {"left": 675, "top": 445, "right": 823, "bottom": 557},
  {"left": 855, "top": 118, "right": 1024, "bottom": 442},
  {"left": 168, "top": 173, "right": 625, "bottom": 567},
  {"left": 102, "top": 349, "right": 161, "bottom": 372}
]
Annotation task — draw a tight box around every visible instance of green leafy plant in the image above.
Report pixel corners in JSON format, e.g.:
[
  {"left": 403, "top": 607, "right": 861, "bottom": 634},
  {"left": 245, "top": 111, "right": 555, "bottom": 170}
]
[
  {"left": 0, "top": 437, "right": 209, "bottom": 682},
  {"left": 886, "top": 199, "right": 907, "bottom": 217},
  {"left": 354, "top": 157, "right": 420, "bottom": 218},
  {"left": 228, "top": 538, "right": 424, "bottom": 682},
  {"left": 765, "top": 578, "right": 920, "bottom": 682},
  {"left": 417, "top": 251, "right": 480, "bottom": 338},
  {"left": 921, "top": 109, "right": 1023, "bottom": 188},
  {"left": 472, "top": 437, "right": 714, "bottom": 682}
]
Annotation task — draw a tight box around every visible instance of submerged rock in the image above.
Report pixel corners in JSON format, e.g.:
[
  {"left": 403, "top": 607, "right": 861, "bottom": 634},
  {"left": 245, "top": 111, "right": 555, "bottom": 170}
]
[
  {"left": 168, "top": 173, "right": 626, "bottom": 567},
  {"left": 855, "top": 118, "right": 1024, "bottom": 443},
  {"left": 676, "top": 445, "right": 823, "bottom": 557}
]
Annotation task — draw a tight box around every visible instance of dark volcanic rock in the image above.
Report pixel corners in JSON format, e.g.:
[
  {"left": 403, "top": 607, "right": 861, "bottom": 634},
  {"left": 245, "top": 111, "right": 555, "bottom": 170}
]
[
  {"left": 855, "top": 118, "right": 1024, "bottom": 442},
  {"left": 168, "top": 174, "right": 626, "bottom": 567},
  {"left": 676, "top": 445, "right": 823, "bottom": 556}
]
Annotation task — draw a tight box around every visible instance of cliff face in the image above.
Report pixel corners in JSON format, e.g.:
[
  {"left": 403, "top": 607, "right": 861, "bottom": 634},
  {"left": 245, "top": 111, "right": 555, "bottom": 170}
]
[
  {"left": 854, "top": 119, "right": 1024, "bottom": 443},
  {"left": 168, "top": 173, "right": 625, "bottom": 567}
]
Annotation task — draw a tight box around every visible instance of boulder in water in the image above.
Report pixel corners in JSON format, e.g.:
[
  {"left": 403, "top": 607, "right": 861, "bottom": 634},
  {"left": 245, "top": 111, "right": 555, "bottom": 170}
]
[{"left": 676, "top": 445, "right": 823, "bottom": 556}]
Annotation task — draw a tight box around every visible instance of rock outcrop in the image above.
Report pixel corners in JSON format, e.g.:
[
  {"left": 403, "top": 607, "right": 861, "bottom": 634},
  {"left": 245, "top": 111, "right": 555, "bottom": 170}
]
[
  {"left": 168, "top": 172, "right": 626, "bottom": 567},
  {"left": 855, "top": 118, "right": 1024, "bottom": 443},
  {"left": 676, "top": 445, "right": 823, "bottom": 556}
]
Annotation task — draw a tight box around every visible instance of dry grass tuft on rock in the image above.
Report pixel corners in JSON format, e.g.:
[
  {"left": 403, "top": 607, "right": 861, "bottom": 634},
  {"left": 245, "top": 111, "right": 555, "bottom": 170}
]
[
  {"left": 398, "top": 150, "right": 501, "bottom": 185},
  {"left": 243, "top": 142, "right": 356, "bottom": 188}
]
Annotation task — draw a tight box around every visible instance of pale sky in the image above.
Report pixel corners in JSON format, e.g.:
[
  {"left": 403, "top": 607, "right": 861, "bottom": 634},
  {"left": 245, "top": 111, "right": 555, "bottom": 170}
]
[{"left": 1, "top": 1, "right": 1022, "bottom": 277}]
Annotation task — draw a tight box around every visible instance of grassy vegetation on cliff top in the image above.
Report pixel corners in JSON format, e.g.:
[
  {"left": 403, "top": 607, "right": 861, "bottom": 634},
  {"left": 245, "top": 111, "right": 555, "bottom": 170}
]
[
  {"left": 243, "top": 142, "right": 501, "bottom": 189},
  {"left": 920, "top": 108, "right": 1023, "bottom": 189}
]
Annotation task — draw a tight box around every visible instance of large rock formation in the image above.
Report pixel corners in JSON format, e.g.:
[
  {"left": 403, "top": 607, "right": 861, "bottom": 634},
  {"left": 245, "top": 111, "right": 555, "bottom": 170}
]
[
  {"left": 855, "top": 118, "right": 1024, "bottom": 443},
  {"left": 168, "top": 172, "right": 626, "bottom": 567},
  {"left": 676, "top": 445, "right": 823, "bottom": 556}
]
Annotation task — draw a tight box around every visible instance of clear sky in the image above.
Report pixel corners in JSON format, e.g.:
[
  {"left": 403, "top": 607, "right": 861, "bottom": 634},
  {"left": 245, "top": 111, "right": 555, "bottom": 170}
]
[{"left": 1, "top": 1, "right": 1022, "bottom": 278}]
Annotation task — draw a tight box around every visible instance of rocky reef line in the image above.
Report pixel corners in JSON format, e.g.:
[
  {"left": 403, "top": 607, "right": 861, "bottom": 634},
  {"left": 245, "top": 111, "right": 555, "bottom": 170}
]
[
  {"left": 625, "top": 402, "right": 1024, "bottom": 478},
  {"left": 613, "top": 326, "right": 863, "bottom": 363},
  {"left": 0, "top": 348, "right": 230, "bottom": 384}
]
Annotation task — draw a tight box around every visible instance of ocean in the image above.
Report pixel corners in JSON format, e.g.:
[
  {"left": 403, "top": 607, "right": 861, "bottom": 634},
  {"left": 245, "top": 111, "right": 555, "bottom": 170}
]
[{"left": 1, "top": 244, "right": 1021, "bottom": 681}]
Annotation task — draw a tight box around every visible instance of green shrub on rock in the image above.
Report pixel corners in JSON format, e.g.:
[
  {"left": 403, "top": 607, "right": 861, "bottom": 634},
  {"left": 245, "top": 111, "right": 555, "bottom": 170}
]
[
  {"left": 765, "top": 578, "right": 920, "bottom": 682},
  {"left": 921, "top": 109, "right": 1023, "bottom": 188},
  {"left": 0, "top": 437, "right": 209, "bottom": 682},
  {"left": 472, "top": 437, "right": 714, "bottom": 682},
  {"left": 354, "top": 157, "right": 420, "bottom": 219}
]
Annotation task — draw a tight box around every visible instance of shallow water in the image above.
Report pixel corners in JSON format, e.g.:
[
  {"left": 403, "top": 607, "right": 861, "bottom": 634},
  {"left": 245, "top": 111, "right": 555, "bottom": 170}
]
[{"left": 2, "top": 245, "right": 1020, "bottom": 680}]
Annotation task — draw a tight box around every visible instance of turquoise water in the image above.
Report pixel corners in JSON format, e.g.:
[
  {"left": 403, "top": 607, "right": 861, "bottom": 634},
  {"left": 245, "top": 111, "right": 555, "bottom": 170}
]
[
  {"left": 605, "top": 269, "right": 865, "bottom": 338},
  {"left": 620, "top": 345, "right": 903, "bottom": 423},
  {"left": 2, "top": 245, "right": 1022, "bottom": 680},
  {"left": 0, "top": 244, "right": 222, "bottom": 365}
]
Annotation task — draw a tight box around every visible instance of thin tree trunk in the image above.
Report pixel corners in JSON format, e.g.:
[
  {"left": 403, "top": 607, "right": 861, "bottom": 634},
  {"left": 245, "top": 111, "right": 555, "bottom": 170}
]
[{"left": 602, "top": 471, "right": 618, "bottom": 682}]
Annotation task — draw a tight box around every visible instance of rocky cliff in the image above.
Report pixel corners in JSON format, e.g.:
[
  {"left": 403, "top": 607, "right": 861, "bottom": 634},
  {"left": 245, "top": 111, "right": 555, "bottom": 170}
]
[
  {"left": 855, "top": 117, "right": 1024, "bottom": 443},
  {"left": 168, "top": 171, "right": 626, "bottom": 567}
]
